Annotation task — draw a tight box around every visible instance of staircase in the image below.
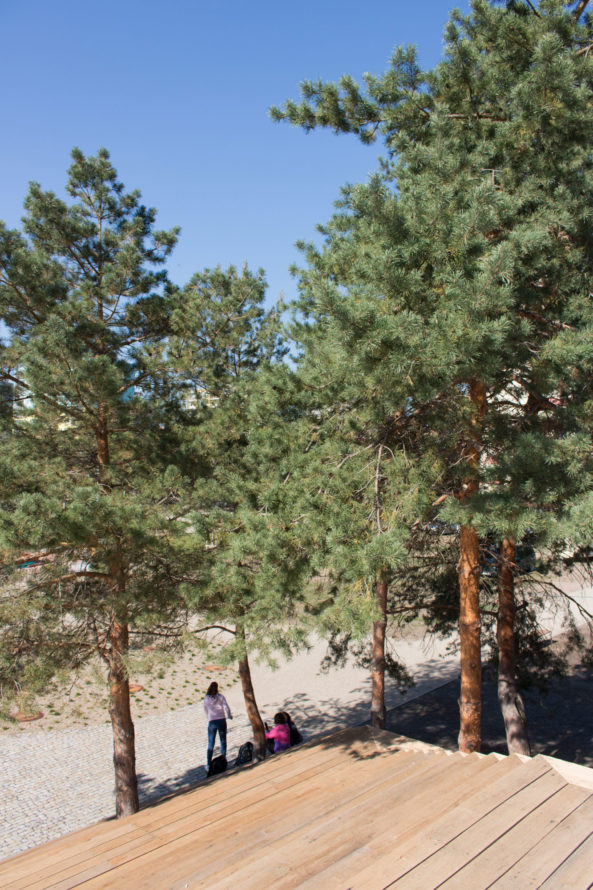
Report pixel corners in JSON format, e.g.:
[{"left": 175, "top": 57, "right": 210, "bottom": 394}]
[{"left": 1, "top": 726, "right": 592, "bottom": 888}]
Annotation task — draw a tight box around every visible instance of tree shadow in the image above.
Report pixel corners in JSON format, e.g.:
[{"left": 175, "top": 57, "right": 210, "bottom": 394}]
[
  {"left": 385, "top": 662, "right": 593, "bottom": 766},
  {"left": 137, "top": 764, "right": 208, "bottom": 805}
]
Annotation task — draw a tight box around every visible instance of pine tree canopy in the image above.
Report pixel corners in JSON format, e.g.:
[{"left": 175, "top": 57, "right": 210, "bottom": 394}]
[
  {"left": 163, "top": 265, "right": 310, "bottom": 666},
  {"left": 275, "top": 0, "right": 593, "bottom": 703},
  {"left": 280, "top": 0, "right": 593, "bottom": 537},
  {"left": 0, "top": 148, "right": 186, "bottom": 702}
]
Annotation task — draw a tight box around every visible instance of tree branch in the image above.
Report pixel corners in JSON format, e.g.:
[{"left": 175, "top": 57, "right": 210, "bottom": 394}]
[
  {"left": 193, "top": 624, "right": 236, "bottom": 636},
  {"left": 574, "top": 0, "right": 589, "bottom": 19},
  {"left": 545, "top": 581, "right": 593, "bottom": 623}
]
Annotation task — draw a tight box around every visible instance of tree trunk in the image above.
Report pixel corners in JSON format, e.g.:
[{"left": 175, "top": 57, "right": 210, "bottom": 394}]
[
  {"left": 107, "top": 618, "right": 139, "bottom": 817},
  {"left": 456, "top": 378, "right": 486, "bottom": 754},
  {"left": 370, "top": 573, "right": 388, "bottom": 729},
  {"left": 497, "top": 536, "right": 531, "bottom": 756},
  {"left": 458, "top": 523, "right": 482, "bottom": 753},
  {"left": 237, "top": 626, "right": 267, "bottom": 759},
  {"left": 95, "top": 416, "right": 139, "bottom": 816}
]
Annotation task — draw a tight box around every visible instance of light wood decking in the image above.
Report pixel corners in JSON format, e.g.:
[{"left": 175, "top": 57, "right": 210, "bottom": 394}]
[{"left": 1, "top": 726, "right": 592, "bottom": 889}]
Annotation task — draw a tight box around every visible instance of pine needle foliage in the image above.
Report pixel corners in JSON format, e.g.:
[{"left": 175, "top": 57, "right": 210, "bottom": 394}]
[
  {"left": 0, "top": 148, "right": 184, "bottom": 814},
  {"left": 276, "top": 0, "right": 593, "bottom": 747}
]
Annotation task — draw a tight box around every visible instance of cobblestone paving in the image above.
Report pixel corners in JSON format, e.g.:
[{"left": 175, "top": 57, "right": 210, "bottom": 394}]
[{"left": 0, "top": 705, "right": 255, "bottom": 862}]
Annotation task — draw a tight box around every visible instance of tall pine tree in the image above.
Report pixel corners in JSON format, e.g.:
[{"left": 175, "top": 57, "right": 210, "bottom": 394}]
[
  {"left": 0, "top": 148, "right": 183, "bottom": 815},
  {"left": 167, "top": 266, "right": 308, "bottom": 758},
  {"left": 274, "top": 0, "right": 593, "bottom": 752}
]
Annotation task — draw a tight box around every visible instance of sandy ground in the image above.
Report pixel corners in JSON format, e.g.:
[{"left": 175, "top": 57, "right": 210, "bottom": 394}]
[
  {"left": 1, "top": 621, "right": 461, "bottom": 738},
  {"left": 1, "top": 639, "right": 237, "bottom": 734},
  {"left": 3, "top": 568, "right": 592, "bottom": 740}
]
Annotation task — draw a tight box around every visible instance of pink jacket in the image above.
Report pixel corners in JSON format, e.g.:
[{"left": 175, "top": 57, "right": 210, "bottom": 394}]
[{"left": 266, "top": 723, "right": 291, "bottom": 752}]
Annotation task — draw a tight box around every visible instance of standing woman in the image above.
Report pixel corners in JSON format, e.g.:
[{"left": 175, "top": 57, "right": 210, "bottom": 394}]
[{"left": 203, "top": 681, "right": 232, "bottom": 769}]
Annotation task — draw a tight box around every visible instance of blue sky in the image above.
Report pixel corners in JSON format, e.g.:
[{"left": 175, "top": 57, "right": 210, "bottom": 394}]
[{"left": 2, "top": 0, "right": 471, "bottom": 307}]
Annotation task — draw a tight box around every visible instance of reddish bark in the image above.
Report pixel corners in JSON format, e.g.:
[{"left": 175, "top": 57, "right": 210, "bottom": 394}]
[
  {"left": 497, "top": 536, "right": 531, "bottom": 756},
  {"left": 456, "top": 378, "right": 486, "bottom": 754},
  {"left": 457, "top": 524, "right": 482, "bottom": 753},
  {"left": 574, "top": 0, "right": 589, "bottom": 20},
  {"left": 371, "top": 574, "right": 388, "bottom": 729},
  {"left": 237, "top": 627, "right": 267, "bottom": 760},
  {"left": 95, "top": 414, "right": 139, "bottom": 816},
  {"left": 95, "top": 414, "right": 110, "bottom": 480},
  {"left": 107, "top": 618, "right": 139, "bottom": 817}
]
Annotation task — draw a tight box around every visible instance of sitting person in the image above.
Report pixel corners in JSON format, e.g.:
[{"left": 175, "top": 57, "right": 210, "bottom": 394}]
[
  {"left": 265, "top": 712, "right": 291, "bottom": 753},
  {"left": 281, "top": 711, "right": 303, "bottom": 746}
]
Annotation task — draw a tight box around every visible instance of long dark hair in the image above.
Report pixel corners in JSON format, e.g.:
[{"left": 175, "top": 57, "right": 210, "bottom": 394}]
[{"left": 206, "top": 682, "right": 219, "bottom": 697}]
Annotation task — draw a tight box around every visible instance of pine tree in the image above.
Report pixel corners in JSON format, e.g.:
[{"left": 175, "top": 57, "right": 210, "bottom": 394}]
[
  {"left": 273, "top": 0, "right": 593, "bottom": 752},
  {"left": 286, "top": 285, "right": 439, "bottom": 728},
  {"left": 167, "top": 266, "right": 308, "bottom": 758},
  {"left": 0, "top": 148, "right": 183, "bottom": 815}
]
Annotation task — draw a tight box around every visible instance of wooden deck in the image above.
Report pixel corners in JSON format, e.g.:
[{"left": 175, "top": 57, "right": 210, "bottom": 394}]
[{"left": 2, "top": 726, "right": 593, "bottom": 889}]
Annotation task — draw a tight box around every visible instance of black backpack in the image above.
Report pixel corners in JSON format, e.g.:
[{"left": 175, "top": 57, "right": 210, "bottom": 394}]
[
  {"left": 207, "top": 755, "right": 227, "bottom": 777},
  {"left": 234, "top": 741, "right": 254, "bottom": 767},
  {"left": 288, "top": 721, "right": 303, "bottom": 746}
]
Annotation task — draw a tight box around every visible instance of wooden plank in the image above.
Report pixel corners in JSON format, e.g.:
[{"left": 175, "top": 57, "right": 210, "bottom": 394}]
[
  {"left": 488, "top": 795, "right": 593, "bottom": 888},
  {"left": 0, "top": 727, "right": 385, "bottom": 870},
  {"left": 0, "top": 821, "right": 140, "bottom": 885},
  {"left": 105, "top": 750, "right": 438, "bottom": 884},
  {"left": 2, "top": 830, "right": 154, "bottom": 890},
  {"left": 384, "top": 769, "right": 567, "bottom": 889},
  {"left": 438, "top": 785, "right": 592, "bottom": 888},
  {"left": 134, "top": 747, "right": 353, "bottom": 831},
  {"left": 199, "top": 754, "right": 499, "bottom": 890},
  {"left": 78, "top": 749, "right": 445, "bottom": 889},
  {"left": 340, "top": 755, "right": 554, "bottom": 890},
  {"left": 0, "top": 729, "right": 388, "bottom": 888},
  {"left": 538, "top": 830, "right": 593, "bottom": 888},
  {"left": 135, "top": 739, "right": 421, "bottom": 850},
  {"left": 4, "top": 744, "right": 403, "bottom": 889},
  {"left": 20, "top": 860, "right": 113, "bottom": 890},
  {"left": 133, "top": 725, "right": 403, "bottom": 831},
  {"left": 297, "top": 755, "right": 525, "bottom": 890},
  {"left": 0, "top": 727, "right": 388, "bottom": 890}
]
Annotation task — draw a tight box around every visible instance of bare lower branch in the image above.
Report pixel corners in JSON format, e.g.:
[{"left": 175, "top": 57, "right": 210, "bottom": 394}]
[
  {"left": 545, "top": 581, "right": 593, "bottom": 623},
  {"left": 193, "top": 624, "right": 236, "bottom": 636}
]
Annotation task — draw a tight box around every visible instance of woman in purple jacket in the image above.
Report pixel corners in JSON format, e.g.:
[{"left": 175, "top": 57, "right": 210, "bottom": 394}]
[{"left": 203, "top": 682, "right": 233, "bottom": 768}]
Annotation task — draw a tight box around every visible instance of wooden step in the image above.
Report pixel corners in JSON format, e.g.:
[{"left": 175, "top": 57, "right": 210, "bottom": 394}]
[
  {"left": 201, "top": 753, "right": 501, "bottom": 890},
  {"left": 342, "top": 755, "right": 556, "bottom": 889},
  {"left": 2, "top": 733, "right": 428, "bottom": 890},
  {"left": 0, "top": 726, "right": 396, "bottom": 887},
  {"left": 437, "top": 784, "right": 592, "bottom": 888},
  {"left": 76, "top": 748, "right": 443, "bottom": 889},
  {"left": 5, "top": 727, "right": 584, "bottom": 890},
  {"left": 294, "top": 754, "right": 522, "bottom": 890},
  {"left": 537, "top": 826, "right": 593, "bottom": 889},
  {"left": 488, "top": 794, "right": 593, "bottom": 888}
]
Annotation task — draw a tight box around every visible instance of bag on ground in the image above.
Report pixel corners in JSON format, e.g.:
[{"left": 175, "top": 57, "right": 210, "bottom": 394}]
[
  {"left": 288, "top": 721, "right": 303, "bottom": 746},
  {"left": 234, "top": 741, "right": 254, "bottom": 767},
  {"left": 207, "top": 755, "right": 227, "bottom": 777}
]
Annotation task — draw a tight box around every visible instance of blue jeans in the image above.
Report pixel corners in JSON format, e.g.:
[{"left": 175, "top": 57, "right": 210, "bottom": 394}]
[{"left": 207, "top": 718, "right": 227, "bottom": 766}]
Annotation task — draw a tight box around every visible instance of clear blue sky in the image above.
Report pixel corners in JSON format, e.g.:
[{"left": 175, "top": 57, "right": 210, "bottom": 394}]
[{"left": 2, "top": 0, "right": 471, "bottom": 307}]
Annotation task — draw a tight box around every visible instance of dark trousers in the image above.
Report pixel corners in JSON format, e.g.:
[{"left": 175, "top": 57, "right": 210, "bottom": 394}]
[{"left": 207, "top": 718, "right": 227, "bottom": 765}]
